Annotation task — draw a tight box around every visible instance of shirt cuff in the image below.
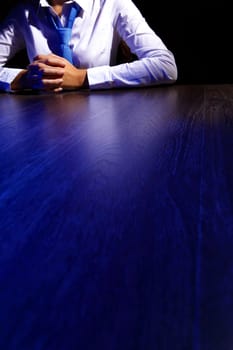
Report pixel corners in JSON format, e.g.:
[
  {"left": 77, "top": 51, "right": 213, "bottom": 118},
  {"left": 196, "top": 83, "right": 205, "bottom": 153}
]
[
  {"left": 87, "top": 66, "right": 114, "bottom": 90},
  {"left": 0, "top": 67, "right": 23, "bottom": 92}
]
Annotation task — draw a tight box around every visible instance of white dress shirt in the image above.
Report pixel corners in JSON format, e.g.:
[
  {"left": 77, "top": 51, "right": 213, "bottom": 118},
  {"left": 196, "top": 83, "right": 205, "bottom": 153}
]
[{"left": 0, "top": 0, "right": 178, "bottom": 91}]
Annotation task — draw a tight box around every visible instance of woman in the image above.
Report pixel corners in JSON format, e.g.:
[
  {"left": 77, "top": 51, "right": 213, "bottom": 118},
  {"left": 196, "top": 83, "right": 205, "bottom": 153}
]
[{"left": 0, "top": 0, "right": 178, "bottom": 92}]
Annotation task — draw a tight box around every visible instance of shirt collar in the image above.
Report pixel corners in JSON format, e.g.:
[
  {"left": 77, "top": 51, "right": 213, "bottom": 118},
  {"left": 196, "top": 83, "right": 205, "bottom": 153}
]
[{"left": 39, "top": 0, "right": 89, "bottom": 12}]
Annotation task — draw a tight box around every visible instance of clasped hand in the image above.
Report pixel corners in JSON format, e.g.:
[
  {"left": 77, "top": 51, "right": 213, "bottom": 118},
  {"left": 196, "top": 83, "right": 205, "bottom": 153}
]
[{"left": 11, "top": 53, "right": 88, "bottom": 92}]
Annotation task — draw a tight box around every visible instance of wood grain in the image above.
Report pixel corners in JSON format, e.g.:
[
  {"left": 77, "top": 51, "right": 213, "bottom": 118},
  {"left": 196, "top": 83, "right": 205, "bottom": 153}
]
[{"left": 0, "top": 85, "right": 232, "bottom": 350}]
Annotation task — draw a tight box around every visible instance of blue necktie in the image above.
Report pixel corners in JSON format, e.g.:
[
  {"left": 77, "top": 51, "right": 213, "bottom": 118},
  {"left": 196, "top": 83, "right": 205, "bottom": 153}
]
[{"left": 48, "top": 3, "right": 80, "bottom": 63}]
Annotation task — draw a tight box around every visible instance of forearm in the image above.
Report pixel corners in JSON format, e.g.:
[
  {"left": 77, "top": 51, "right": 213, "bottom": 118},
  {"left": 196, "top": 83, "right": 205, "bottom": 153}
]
[{"left": 87, "top": 51, "right": 178, "bottom": 90}]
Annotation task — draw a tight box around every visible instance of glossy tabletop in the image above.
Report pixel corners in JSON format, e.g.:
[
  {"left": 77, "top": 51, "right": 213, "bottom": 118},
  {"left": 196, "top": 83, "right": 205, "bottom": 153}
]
[{"left": 0, "top": 85, "right": 233, "bottom": 350}]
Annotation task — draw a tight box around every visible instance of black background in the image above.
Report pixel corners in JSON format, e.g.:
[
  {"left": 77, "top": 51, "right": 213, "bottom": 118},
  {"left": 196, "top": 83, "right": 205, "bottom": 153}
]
[{"left": 134, "top": 1, "right": 232, "bottom": 84}]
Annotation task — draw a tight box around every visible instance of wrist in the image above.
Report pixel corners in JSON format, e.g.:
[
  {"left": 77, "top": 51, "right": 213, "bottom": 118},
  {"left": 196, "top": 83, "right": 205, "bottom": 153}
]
[
  {"left": 10, "top": 69, "right": 29, "bottom": 91},
  {"left": 82, "top": 71, "right": 89, "bottom": 89},
  {"left": 78, "top": 69, "right": 89, "bottom": 89}
]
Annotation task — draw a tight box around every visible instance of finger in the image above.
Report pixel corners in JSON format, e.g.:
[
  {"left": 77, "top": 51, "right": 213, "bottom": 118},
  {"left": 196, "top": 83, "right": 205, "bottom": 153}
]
[
  {"left": 53, "top": 87, "right": 63, "bottom": 93},
  {"left": 41, "top": 67, "right": 64, "bottom": 78},
  {"left": 27, "top": 64, "right": 43, "bottom": 76},
  {"left": 28, "top": 64, "right": 65, "bottom": 78},
  {"left": 33, "top": 54, "right": 67, "bottom": 67},
  {"left": 30, "top": 76, "right": 63, "bottom": 91},
  {"left": 34, "top": 53, "right": 61, "bottom": 60},
  {"left": 41, "top": 78, "right": 64, "bottom": 90}
]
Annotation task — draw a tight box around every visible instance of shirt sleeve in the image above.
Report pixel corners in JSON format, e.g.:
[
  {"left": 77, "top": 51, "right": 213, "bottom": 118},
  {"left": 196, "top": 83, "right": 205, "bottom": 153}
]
[
  {"left": 0, "top": 8, "right": 25, "bottom": 91},
  {"left": 87, "top": 0, "right": 178, "bottom": 90},
  {"left": 0, "top": 67, "right": 23, "bottom": 92}
]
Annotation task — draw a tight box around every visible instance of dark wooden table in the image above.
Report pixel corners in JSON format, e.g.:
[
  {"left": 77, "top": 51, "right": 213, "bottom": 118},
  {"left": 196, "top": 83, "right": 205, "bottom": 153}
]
[{"left": 0, "top": 85, "right": 232, "bottom": 350}]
